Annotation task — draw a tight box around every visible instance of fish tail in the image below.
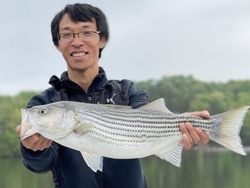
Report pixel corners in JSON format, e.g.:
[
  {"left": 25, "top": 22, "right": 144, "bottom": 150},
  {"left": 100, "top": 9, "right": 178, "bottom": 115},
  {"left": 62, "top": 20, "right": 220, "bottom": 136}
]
[{"left": 209, "top": 106, "right": 249, "bottom": 155}]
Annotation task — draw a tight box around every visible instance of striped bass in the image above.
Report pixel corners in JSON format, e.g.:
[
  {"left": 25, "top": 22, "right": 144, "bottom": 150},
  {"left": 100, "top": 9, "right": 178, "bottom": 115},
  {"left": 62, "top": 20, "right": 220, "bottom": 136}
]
[{"left": 20, "top": 98, "right": 249, "bottom": 172}]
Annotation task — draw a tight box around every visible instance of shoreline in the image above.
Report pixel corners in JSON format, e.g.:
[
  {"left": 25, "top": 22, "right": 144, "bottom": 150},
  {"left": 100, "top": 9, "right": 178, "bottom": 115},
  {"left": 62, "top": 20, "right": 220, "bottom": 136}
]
[{"left": 194, "top": 145, "right": 250, "bottom": 153}]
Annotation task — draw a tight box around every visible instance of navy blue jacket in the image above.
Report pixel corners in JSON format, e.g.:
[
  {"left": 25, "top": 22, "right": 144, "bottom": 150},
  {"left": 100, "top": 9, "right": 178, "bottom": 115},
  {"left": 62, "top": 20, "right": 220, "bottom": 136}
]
[{"left": 20, "top": 67, "right": 149, "bottom": 188}]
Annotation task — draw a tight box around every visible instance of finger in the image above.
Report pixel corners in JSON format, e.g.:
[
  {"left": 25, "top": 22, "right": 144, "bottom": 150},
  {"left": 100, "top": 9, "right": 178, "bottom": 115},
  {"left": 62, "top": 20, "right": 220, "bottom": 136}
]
[
  {"left": 180, "top": 123, "right": 193, "bottom": 143},
  {"left": 21, "top": 134, "right": 41, "bottom": 150},
  {"left": 180, "top": 122, "right": 195, "bottom": 148},
  {"left": 45, "top": 139, "right": 53, "bottom": 148},
  {"left": 181, "top": 133, "right": 192, "bottom": 150},
  {"left": 195, "top": 128, "right": 209, "bottom": 144},
  {"left": 21, "top": 134, "right": 38, "bottom": 147},
  {"left": 185, "top": 122, "right": 200, "bottom": 144},
  {"left": 31, "top": 135, "right": 49, "bottom": 151},
  {"left": 200, "top": 110, "right": 210, "bottom": 119},
  {"left": 38, "top": 139, "right": 52, "bottom": 151},
  {"left": 191, "top": 110, "right": 210, "bottom": 119},
  {"left": 32, "top": 136, "right": 52, "bottom": 151}
]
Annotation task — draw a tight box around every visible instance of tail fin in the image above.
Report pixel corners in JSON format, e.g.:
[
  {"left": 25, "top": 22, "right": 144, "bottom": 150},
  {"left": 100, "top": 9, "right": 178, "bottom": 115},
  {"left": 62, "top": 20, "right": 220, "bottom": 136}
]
[{"left": 210, "top": 106, "right": 249, "bottom": 155}]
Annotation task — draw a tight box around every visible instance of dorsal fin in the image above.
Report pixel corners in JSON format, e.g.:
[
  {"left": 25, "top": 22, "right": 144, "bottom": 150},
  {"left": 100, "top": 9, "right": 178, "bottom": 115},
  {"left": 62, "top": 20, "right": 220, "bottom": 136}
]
[{"left": 139, "top": 98, "right": 172, "bottom": 113}]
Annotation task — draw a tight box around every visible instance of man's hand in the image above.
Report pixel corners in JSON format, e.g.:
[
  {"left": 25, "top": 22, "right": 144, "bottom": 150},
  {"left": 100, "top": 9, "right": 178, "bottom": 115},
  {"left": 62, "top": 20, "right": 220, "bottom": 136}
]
[
  {"left": 180, "top": 110, "right": 210, "bottom": 150},
  {"left": 16, "top": 124, "right": 52, "bottom": 151}
]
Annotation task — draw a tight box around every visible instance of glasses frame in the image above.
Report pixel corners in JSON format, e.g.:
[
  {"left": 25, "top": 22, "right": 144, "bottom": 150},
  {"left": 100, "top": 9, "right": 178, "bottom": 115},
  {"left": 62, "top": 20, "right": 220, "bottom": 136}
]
[{"left": 57, "top": 31, "right": 101, "bottom": 42}]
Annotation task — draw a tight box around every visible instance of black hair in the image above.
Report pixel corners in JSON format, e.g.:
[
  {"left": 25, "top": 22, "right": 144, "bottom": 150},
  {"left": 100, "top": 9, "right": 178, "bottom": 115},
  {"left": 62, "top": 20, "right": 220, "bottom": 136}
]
[{"left": 51, "top": 3, "right": 109, "bottom": 58}]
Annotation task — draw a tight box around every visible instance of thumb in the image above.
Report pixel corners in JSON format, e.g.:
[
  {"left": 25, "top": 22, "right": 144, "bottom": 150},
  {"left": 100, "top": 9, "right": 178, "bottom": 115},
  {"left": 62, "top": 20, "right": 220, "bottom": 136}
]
[{"left": 16, "top": 124, "right": 22, "bottom": 135}]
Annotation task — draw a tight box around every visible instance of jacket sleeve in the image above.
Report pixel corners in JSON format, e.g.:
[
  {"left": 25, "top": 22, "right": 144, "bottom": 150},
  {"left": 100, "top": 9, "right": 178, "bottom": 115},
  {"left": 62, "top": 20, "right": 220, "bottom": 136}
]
[
  {"left": 20, "top": 88, "right": 60, "bottom": 173},
  {"left": 127, "top": 81, "right": 150, "bottom": 109},
  {"left": 21, "top": 142, "right": 59, "bottom": 173}
]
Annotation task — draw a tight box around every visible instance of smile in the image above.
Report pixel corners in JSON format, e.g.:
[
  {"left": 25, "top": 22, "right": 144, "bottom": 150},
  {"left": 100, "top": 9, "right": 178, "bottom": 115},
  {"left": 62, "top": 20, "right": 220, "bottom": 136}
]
[{"left": 71, "top": 52, "right": 88, "bottom": 57}]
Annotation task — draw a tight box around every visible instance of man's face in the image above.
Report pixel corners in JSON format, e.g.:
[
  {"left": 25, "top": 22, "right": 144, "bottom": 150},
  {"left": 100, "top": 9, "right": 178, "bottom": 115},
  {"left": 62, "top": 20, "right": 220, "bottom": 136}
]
[{"left": 57, "top": 14, "right": 106, "bottom": 72}]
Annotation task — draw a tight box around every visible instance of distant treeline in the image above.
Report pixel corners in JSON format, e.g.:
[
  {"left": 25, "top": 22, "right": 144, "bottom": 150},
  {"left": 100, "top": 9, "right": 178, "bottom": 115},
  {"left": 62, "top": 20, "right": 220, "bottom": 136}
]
[
  {"left": 136, "top": 75, "right": 250, "bottom": 146},
  {"left": 0, "top": 75, "right": 250, "bottom": 157}
]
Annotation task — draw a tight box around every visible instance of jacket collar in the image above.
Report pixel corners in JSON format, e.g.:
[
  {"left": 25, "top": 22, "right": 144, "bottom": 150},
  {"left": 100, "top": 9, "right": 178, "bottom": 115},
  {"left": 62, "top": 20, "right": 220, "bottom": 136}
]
[{"left": 49, "top": 67, "right": 109, "bottom": 93}]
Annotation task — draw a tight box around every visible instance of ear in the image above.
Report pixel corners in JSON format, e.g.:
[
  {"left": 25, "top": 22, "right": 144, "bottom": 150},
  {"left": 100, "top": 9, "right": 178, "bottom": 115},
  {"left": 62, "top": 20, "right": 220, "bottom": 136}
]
[
  {"left": 98, "top": 37, "right": 107, "bottom": 49},
  {"left": 56, "top": 45, "right": 62, "bottom": 52}
]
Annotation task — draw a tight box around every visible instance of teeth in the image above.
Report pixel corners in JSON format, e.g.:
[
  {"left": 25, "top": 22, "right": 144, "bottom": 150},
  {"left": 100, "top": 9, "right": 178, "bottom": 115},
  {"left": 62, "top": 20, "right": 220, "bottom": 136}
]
[{"left": 71, "top": 52, "right": 87, "bottom": 57}]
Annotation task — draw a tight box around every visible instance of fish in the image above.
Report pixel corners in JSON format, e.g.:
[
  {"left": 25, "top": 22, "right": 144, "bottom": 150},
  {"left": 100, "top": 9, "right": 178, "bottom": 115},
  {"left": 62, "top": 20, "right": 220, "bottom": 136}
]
[{"left": 20, "top": 98, "right": 249, "bottom": 172}]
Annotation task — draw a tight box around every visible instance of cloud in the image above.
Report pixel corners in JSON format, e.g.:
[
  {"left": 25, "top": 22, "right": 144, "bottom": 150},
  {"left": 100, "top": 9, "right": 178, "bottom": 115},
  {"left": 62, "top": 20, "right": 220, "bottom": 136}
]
[{"left": 1, "top": 0, "right": 250, "bottom": 95}]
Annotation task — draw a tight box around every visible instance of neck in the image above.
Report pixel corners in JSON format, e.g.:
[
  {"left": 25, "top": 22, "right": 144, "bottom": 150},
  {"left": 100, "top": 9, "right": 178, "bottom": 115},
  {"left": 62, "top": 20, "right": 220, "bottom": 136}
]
[{"left": 68, "top": 66, "right": 99, "bottom": 92}]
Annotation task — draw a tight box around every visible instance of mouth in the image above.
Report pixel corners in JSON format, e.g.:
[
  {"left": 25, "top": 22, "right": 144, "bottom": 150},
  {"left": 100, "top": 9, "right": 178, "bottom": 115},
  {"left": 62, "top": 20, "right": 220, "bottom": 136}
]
[{"left": 70, "top": 51, "right": 88, "bottom": 57}]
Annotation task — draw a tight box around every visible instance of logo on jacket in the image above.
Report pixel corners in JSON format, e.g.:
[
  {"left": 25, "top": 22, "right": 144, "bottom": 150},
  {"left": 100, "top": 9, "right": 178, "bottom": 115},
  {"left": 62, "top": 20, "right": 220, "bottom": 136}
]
[{"left": 106, "top": 93, "right": 116, "bottom": 104}]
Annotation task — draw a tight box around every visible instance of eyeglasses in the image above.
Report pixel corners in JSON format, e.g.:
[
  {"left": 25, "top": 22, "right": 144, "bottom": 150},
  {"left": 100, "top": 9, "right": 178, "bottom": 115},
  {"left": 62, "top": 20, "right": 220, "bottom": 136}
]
[{"left": 57, "top": 31, "right": 101, "bottom": 42}]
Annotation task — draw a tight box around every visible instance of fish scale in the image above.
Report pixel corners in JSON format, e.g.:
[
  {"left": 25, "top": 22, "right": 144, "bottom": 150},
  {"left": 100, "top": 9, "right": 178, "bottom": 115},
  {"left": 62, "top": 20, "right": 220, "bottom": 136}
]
[{"left": 20, "top": 98, "right": 249, "bottom": 172}]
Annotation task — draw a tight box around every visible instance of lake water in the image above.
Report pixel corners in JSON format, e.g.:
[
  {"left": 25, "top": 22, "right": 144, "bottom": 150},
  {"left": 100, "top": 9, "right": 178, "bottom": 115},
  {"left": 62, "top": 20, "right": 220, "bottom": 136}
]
[{"left": 1, "top": 150, "right": 250, "bottom": 188}]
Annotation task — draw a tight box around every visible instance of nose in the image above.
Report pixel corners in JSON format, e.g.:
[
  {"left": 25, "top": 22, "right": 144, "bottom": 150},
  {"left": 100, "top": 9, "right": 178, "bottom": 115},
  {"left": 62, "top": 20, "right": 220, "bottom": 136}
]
[{"left": 71, "top": 35, "right": 85, "bottom": 47}]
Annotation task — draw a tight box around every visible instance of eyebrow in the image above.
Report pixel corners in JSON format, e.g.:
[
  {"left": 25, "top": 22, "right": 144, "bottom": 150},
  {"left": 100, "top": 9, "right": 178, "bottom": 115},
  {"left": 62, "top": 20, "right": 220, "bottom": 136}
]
[{"left": 60, "top": 24, "right": 95, "bottom": 32}]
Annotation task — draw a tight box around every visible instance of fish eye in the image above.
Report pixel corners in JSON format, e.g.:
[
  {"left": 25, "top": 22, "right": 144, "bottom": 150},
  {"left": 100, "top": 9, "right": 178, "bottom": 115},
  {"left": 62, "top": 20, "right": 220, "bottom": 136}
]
[{"left": 39, "top": 108, "right": 49, "bottom": 115}]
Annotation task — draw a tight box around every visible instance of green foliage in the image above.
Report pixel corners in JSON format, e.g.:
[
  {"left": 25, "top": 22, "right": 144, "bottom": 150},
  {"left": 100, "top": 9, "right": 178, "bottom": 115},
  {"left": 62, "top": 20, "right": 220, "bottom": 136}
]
[{"left": 0, "top": 91, "right": 38, "bottom": 157}]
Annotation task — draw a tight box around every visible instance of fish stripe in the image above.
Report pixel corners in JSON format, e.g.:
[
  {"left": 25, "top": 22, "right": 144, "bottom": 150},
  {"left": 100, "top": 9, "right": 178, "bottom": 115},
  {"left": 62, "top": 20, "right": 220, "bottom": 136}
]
[{"left": 76, "top": 109, "right": 211, "bottom": 134}]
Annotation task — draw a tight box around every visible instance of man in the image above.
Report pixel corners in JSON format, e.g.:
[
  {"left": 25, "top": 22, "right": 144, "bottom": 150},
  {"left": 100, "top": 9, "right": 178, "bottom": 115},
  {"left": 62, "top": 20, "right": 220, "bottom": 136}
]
[{"left": 16, "top": 3, "right": 209, "bottom": 188}]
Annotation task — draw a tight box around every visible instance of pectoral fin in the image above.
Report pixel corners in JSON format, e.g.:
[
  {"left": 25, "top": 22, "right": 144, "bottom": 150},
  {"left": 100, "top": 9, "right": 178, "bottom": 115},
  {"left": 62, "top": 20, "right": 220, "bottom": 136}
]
[
  {"left": 80, "top": 151, "right": 103, "bottom": 172},
  {"left": 74, "top": 123, "right": 93, "bottom": 135}
]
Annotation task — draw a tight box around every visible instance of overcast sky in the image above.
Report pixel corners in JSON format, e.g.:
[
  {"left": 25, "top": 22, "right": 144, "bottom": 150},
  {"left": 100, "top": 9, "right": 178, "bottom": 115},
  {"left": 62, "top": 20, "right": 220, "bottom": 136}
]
[{"left": 1, "top": 0, "right": 250, "bottom": 95}]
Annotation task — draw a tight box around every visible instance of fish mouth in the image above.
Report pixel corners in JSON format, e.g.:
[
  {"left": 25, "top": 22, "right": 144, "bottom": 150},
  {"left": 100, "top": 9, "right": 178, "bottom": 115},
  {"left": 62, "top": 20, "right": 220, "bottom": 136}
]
[
  {"left": 20, "top": 108, "right": 40, "bottom": 140},
  {"left": 21, "top": 108, "right": 27, "bottom": 124},
  {"left": 19, "top": 123, "right": 39, "bottom": 140}
]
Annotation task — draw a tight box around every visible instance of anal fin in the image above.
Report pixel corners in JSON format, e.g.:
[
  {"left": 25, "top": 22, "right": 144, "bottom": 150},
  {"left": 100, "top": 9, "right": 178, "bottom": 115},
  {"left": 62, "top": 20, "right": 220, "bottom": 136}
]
[{"left": 157, "top": 143, "right": 183, "bottom": 167}]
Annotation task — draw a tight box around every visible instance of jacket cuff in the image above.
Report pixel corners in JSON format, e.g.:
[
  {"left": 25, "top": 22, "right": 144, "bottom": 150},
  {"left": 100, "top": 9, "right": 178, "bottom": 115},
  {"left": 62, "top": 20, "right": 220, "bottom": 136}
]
[{"left": 20, "top": 143, "right": 46, "bottom": 158}]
